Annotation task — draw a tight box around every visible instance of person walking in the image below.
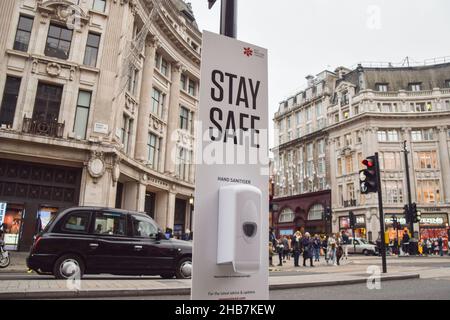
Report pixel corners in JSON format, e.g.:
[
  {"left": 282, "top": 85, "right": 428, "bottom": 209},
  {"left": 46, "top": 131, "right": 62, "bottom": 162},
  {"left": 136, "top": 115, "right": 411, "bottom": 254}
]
[
  {"left": 292, "top": 231, "right": 302, "bottom": 267},
  {"left": 402, "top": 229, "right": 410, "bottom": 256},
  {"left": 322, "top": 236, "right": 328, "bottom": 264},
  {"left": 276, "top": 237, "right": 284, "bottom": 266},
  {"left": 336, "top": 234, "right": 344, "bottom": 266},
  {"left": 269, "top": 242, "right": 275, "bottom": 267},
  {"left": 282, "top": 236, "right": 289, "bottom": 262},
  {"left": 426, "top": 238, "right": 432, "bottom": 256},
  {"left": 341, "top": 230, "right": 350, "bottom": 260},
  {"left": 438, "top": 237, "right": 444, "bottom": 257},
  {"left": 301, "top": 232, "right": 314, "bottom": 267},
  {"left": 327, "top": 234, "right": 337, "bottom": 265},
  {"left": 312, "top": 234, "right": 321, "bottom": 262}
]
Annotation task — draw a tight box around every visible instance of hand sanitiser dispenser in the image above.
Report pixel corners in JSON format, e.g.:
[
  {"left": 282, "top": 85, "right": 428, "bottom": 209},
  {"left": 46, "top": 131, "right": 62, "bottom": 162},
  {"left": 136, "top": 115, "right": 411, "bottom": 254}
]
[{"left": 217, "top": 184, "right": 262, "bottom": 274}]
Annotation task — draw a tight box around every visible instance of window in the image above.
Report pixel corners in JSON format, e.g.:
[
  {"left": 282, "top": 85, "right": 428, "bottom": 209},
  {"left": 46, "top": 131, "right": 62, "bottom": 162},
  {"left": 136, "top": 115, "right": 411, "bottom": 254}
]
[
  {"left": 278, "top": 208, "right": 294, "bottom": 223},
  {"left": 334, "top": 113, "right": 339, "bottom": 123},
  {"left": 127, "top": 68, "right": 139, "bottom": 96},
  {"left": 306, "top": 143, "right": 313, "bottom": 159},
  {"left": 345, "top": 133, "right": 352, "bottom": 146},
  {"left": 347, "top": 183, "right": 355, "bottom": 201},
  {"left": 14, "top": 15, "right": 34, "bottom": 52},
  {"left": 179, "top": 106, "right": 189, "bottom": 130},
  {"left": 387, "top": 130, "right": 399, "bottom": 142},
  {"left": 151, "top": 88, "right": 165, "bottom": 117},
  {"left": 412, "top": 129, "right": 434, "bottom": 141},
  {"left": 410, "top": 102, "right": 432, "bottom": 112},
  {"left": 63, "top": 211, "right": 90, "bottom": 233},
  {"left": 73, "top": 91, "right": 91, "bottom": 139},
  {"left": 343, "top": 110, "right": 349, "bottom": 119},
  {"left": 415, "top": 151, "right": 438, "bottom": 169},
  {"left": 160, "top": 58, "right": 168, "bottom": 76},
  {"left": 337, "top": 158, "right": 343, "bottom": 176},
  {"left": 308, "top": 204, "right": 324, "bottom": 221},
  {"left": 176, "top": 147, "right": 191, "bottom": 181},
  {"left": 306, "top": 107, "right": 312, "bottom": 121},
  {"left": 417, "top": 180, "right": 440, "bottom": 204},
  {"left": 33, "top": 83, "right": 63, "bottom": 122},
  {"left": 94, "top": 212, "right": 127, "bottom": 236},
  {"left": 316, "top": 101, "right": 323, "bottom": 118},
  {"left": 45, "top": 24, "right": 73, "bottom": 60},
  {"left": 147, "top": 133, "right": 160, "bottom": 170},
  {"left": 92, "top": 0, "right": 106, "bottom": 12},
  {"left": 84, "top": 33, "right": 100, "bottom": 67},
  {"left": 180, "top": 74, "right": 187, "bottom": 91},
  {"left": 296, "top": 112, "right": 301, "bottom": 125},
  {"left": 345, "top": 155, "right": 353, "bottom": 174},
  {"left": 380, "top": 152, "right": 401, "bottom": 170},
  {"left": 121, "top": 115, "right": 133, "bottom": 154},
  {"left": 376, "top": 83, "right": 389, "bottom": 92},
  {"left": 131, "top": 215, "right": 158, "bottom": 238},
  {"left": 409, "top": 83, "right": 422, "bottom": 91},
  {"left": 377, "top": 130, "right": 387, "bottom": 142},
  {"left": 0, "top": 76, "right": 21, "bottom": 128},
  {"left": 337, "top": 185, "right": 343, "bottom": 206},
  {"left": 287, "top": 116, "right": 291, "bottom": 129},
  {"left": 445, "top": 80, "right": 450, "bottom": 88},
  {"left": 188, "top": 79, "right": 196, "bottom": 96},
  {"left": 318, "top": 139, "right": 325, "bottom": 155},
  {"left": 317, "top": 158, "right": 325, "bottom": 175}
]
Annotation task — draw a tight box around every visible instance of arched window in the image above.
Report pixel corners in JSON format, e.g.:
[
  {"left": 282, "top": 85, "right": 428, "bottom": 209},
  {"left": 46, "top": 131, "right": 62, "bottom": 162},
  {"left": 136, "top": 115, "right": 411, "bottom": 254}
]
[
  {"left": 308, "top": 204, "right": 324, "bottom": 221},
  {"left": 278, "top": 208, "right": 294, "bottom": 223}
]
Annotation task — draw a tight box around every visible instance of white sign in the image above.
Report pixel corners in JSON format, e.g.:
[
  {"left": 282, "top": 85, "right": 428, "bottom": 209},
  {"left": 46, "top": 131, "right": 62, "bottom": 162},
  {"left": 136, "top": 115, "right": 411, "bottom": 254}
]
[
  {"left": 93, "top": 122, "right": 109, "bottom": 134},
  {"left": 192, "top": 31, "right": 269, "bottom": 300},
  {"left": 0, "top": 202, "right": 6, "bottom": 225}
]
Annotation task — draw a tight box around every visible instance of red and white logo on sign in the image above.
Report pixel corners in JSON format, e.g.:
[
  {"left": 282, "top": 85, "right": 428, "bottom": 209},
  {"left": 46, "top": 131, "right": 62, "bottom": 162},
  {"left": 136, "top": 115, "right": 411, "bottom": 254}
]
[{"left": 243, "top": 47, "right": 253, "bottom": 57}]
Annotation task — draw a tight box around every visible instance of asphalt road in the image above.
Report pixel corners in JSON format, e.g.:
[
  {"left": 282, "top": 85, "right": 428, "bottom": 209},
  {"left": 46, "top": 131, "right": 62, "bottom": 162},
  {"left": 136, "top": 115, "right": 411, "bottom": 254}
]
[{"left": 93, "top": 278, "right": 450, "bottom": 300}]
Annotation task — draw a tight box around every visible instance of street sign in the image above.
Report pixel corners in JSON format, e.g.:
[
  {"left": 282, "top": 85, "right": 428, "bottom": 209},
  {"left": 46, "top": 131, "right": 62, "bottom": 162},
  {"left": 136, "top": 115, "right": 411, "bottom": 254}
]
[{"left": 192, "top": 31, "right": 269, "bottom": 300}]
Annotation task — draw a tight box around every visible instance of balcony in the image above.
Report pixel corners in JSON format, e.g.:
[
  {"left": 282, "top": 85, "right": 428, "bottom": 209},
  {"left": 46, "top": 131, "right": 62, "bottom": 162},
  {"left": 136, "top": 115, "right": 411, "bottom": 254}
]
[
  {"left": 344, "top": 199, "right": 357, "bottom": 208},
  {"left": 22, "top": 117, "right": 65, "bottom": 138}
]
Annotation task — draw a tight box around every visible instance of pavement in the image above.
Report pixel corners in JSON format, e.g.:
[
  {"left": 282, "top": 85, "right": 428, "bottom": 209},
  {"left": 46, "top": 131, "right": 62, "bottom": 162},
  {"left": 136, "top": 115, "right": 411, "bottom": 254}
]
[{"left": 4, "top": 252, "right": 448, "bottom": 299}]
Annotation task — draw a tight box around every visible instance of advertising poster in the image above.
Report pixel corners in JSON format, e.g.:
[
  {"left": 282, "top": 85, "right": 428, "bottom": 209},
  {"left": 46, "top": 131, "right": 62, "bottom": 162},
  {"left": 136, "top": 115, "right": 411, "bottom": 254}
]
[
  {"left": 192, "top": 31, "right": 269, "bottom": 300},
  {"left": 0, "top": 202, "right": 6, "bottom": 225}
]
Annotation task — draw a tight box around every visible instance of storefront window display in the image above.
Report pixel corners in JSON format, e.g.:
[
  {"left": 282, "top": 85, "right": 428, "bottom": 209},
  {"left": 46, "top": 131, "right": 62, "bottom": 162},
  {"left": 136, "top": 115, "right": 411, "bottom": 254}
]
[
  {"left": 339, "top": 215, "right": 367, "bottom": 239},
  {"left": 419, "top": 214, "right": 449, "bottom": 252},
  {"left": 384, "top": 215, "right": 407, "bottom": 242},
  {"left": 1, "top": 203, "right": 24, "bottom": 250}
]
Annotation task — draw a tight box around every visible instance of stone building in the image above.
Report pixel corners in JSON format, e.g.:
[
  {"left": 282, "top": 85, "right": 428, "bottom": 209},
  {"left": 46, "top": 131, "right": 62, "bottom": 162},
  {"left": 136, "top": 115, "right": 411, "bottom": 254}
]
[
  {"left": 329, "top": 62, "right": 450, "bottom": 247},
  {"left": 0, "top": 0, "right": 201, "bottom": 250},
  {"left": 271, "top": 71, "right": 336, "bottom": 236}
]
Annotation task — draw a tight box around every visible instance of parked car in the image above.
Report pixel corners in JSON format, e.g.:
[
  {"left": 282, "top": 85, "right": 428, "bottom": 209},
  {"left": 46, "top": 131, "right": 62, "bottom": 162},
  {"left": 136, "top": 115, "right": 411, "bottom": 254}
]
[
  {"left": 345, "top": 237, "right": 378, "bottom": 255},
  {"left": 27, "top": 207, "right": 192, "bottom": 280}
]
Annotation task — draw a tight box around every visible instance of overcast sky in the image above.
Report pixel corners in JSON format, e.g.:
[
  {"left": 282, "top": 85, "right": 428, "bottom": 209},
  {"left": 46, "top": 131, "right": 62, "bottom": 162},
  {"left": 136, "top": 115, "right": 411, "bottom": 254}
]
[{"left": 188, "top": 0, "right": 450, "bottom": 148}]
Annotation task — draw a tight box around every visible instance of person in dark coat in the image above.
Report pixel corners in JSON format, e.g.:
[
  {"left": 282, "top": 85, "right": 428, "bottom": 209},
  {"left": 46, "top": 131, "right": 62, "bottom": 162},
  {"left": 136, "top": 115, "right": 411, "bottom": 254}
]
[
  {"left": 301, "top": 232, "right": 314, "bottom": 267},
  {"left": 292, "top": 231, "right": 302, "bottom": 267}
]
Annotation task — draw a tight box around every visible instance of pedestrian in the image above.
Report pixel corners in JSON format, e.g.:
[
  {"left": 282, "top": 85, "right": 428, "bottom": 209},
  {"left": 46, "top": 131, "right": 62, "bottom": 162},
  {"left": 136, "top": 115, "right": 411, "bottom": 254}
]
[
  {"left": 434, "top": 239, "right": 440, "bottom": 256},
  {"left": 292, "top": 231, "right": 302, "bottom": 267},
  {"left": 282, "top": 236, "right": 289, "bottom": 262},
  {"left": 336, "top": 238, "right": 344, "bottom": 266},
  {"left": 341, "top": 230, "right": 349, "bottom": 259},
  {"left": 426, "top": 238, "right": 433, "bottom": 255},
  {"left": 322, "top": 236, "right": 328, "bottom": 264},
  {"left": 438, "top": 237, "right": 444, "bottom": 257},
  {"left": 269, "top": 242, "right": 275, "bottom": 267},
  {"left": 276, "top": 237, "right": 284, "bottom": 266},
  {"left": 269, "top": 228, "right": 277, "bottom": 247},
  {"left": 301, "top": 232, "right": 314, "bottom": 267},
  {"left": 327, "top": 234, "right": 337, "bottom": 265},
  {"left": 402, "top": 229, "right": 410, "bottom": 256},
  {"left": 313, "top": 234, "right": 321, "bottom": 262}
]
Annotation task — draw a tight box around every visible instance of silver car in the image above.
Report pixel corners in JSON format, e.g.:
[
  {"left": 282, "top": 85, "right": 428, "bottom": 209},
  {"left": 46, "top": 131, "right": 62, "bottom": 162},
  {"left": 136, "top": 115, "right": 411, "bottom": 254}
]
[{"left": 345, "top": 238, "right": 378, "bottom": 255}]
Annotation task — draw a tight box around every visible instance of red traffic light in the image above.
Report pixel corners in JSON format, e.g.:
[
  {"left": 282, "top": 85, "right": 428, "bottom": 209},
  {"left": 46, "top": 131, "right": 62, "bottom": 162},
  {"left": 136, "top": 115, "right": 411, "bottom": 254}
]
[{"left": 362, "top": 158, "right": 374, "bottom": 167}]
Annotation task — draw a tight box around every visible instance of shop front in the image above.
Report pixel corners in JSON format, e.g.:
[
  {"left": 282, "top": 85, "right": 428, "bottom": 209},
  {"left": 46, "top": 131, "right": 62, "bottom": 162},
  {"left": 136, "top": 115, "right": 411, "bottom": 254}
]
[
  {"left": 339, "top": 215, "right": 367, "bottom": 239},
  {"left": 419, "top": 213, "right": 449, "bottom": 252},
  {"left": 384, "top": 214, "right": 408, "bottom": 242},
  {"left": 0, "top": 158, "right": 81, "bottom": 251}
]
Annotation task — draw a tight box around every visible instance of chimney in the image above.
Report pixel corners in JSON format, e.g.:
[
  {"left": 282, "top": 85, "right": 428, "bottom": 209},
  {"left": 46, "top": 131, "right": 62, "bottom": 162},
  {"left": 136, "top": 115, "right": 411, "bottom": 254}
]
[{"left": 306, "top": 75, "right": 314, "bottom": 87}]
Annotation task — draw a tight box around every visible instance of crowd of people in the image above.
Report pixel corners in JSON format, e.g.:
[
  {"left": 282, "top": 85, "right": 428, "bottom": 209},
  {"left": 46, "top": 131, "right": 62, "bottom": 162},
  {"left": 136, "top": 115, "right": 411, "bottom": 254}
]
[
  {"left": 269, "top": 229, "right": 351, "bottom": 267},
  {"left": 384, "top": 228, "right": 446, "bottom": 257}
]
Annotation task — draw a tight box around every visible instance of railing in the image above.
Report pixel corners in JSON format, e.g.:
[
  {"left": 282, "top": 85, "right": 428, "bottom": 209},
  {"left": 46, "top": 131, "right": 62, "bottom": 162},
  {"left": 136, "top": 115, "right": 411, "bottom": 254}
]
[
  {"left": 343, "top": 199, "right": 357, "bottom": 208},
  {"left": 22, "top": 117, "right": 65, "bottom": 138}
]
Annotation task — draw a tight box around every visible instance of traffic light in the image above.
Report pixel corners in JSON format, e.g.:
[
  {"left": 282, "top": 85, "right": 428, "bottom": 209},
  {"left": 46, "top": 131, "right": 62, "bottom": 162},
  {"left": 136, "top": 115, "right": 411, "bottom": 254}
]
[
  {"left": 391, "top": 216, "right": 400, "bottom": 230},
  {"left": 324, "top": 207, "right": 331, "bottom": 221},
  {"left": 359, "top": 156, "right": 378, "bottom": 194},
  {"left": 404, "top": 204, "right": 411, "bottom": 224},
  {"left": 349, "top": 211, "right": 355, "bottom": 229},
  {"left": 208, "top": 0, "right": 217, "bottom": 9},
  {"left": 411, "top": 203, "right": 421, "bottom": 223}
]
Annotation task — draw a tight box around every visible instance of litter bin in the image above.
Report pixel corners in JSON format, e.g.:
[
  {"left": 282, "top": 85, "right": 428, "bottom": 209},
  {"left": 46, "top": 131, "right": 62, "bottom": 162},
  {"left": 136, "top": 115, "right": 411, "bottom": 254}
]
[{"left": 409, "top": 238, "right": 418, "bottom": 255}]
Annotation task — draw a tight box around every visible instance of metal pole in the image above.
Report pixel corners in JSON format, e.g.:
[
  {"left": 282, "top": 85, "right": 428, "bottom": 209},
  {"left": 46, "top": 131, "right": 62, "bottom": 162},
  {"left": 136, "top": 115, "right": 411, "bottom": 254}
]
[
  {"left": 375, "top": 152, "right": 387, "bottom": 273},
  {"left": 220, "top": 0, "right": 237, "bottom": 38},
  {"left": 402, "top": 141, "right": 414, "bottom": 234}
]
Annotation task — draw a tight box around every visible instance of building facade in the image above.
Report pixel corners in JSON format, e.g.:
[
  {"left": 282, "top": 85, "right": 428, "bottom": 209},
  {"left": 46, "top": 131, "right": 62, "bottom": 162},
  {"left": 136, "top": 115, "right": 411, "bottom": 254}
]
[
  {"left": 272, "top": 72, "right": 336, "bottom": 236},
  {"left": 0, "top": 0, "right": 201, "bottom": 250},
  {"left": 329, "top": 62, "right": 450, "bottom": 249},
  {"left": 274, "top": 60, "right": 450, "bottom": 250}
]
